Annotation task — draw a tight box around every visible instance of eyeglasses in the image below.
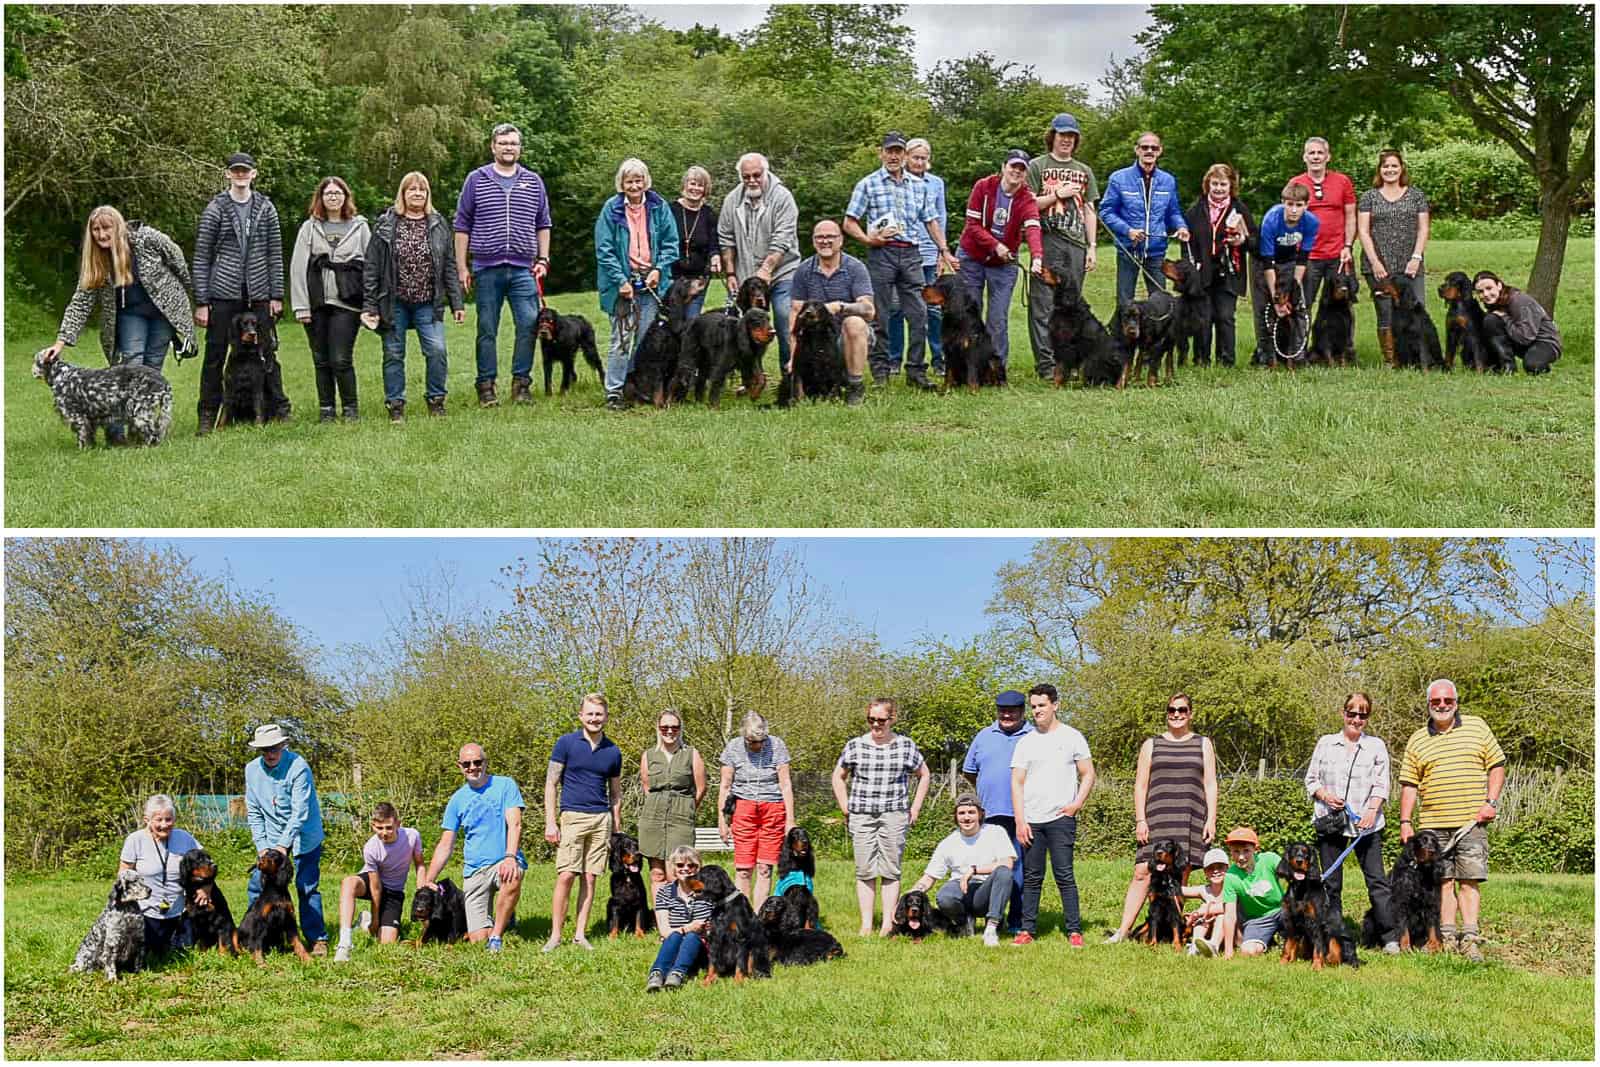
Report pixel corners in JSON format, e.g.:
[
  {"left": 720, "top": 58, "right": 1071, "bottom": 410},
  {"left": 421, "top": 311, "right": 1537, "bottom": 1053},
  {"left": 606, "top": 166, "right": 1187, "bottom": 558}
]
[
  {"left": 459, "top": 759, "right": 485, "bottom": 769},
  {"left": 867, "top": 716, "right": 891, "bottom": 726},
  {"left": 1137, "top": 145, "right": 1161, "bottom": 153},
  {"left": 1344, "top": 710, "right": 1370, "bottom": 720},
  {"left": 673, "top": 862, "right": 699, "bottom": 870},
  {"left": 1428, "top": 698, "right": 1457, "bottom": 708}
]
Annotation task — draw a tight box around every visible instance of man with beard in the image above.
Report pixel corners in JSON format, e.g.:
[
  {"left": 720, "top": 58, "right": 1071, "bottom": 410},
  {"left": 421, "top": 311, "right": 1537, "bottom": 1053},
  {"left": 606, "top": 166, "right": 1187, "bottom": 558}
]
[{"left": 719, "top": 152, "right": 801, "bottom": 382}]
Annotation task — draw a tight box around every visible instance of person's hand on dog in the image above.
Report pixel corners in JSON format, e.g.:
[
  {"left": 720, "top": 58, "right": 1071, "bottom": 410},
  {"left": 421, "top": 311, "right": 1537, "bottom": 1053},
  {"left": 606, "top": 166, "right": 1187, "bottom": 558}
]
[{"left": 41, "top": 340, "right": 65, "bottom": 361}]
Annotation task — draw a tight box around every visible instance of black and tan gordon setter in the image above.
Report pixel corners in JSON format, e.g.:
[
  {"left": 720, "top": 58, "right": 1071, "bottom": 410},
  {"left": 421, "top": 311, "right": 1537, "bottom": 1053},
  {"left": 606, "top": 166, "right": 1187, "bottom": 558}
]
[
  {"left": 1161, "top": 259, "right": 1213, "bottom": 367},
  {"left": 1265, "top": 281, "right": 1308, "bottom": 370},
  {"left": 735, "top": 275, "right": 772, "bottom": 314},
  {"left": 234, "top": 850, "right": 312, "bottom": 963},
  {"left": 778, "top": 300, "right": 847, "bottom": 405},
  {"left": 1124, "top": 288, "right": 1178, "bottom": 388},
  {"left": 536, "top": 307, "right": 602, "bottom": 395},
  {"left": 1039, "top": 269, "right": 1122, "bottom": 388},
  {"left": 178, "top": 848, "right": 236, "bottom": 955},
  {"left": 220, "top": 310, "right": 277, "bottom": 427},
  {"left": 678, "top": 306, "right": 775, "bottom": 406},
  {"left": 1276, "top": 841, "right": 1360, "bottom": 969},
  {"left": 605, "top": 832, "right": 651, "bottom": 939},
  {"left": 692, "top": 865, "right": 771, "bottom": 984},
  {"left": 1310, "top": 270, "right": 1360, "bottom": 367},
  {"left": 758, "top": 895, "right": 845, "bottom": 966},
  {"left": 889, "top": 889, "right": 951, "bottom": 941},
  {"left": 411, "top": 878, "right": 469, "bottom": 946},
  {"left": 1131, "top": 839, "right": 1187, "bottom": 950},
  {"left": 1365, "top": 828, "right": 1446, "bottom": 952},
  {"left": 1437, "top": 271, "right": 1494, "bottom": 373},
  {"left": 921, "top": 275, "right": 1004, "bottom": 392},
  {"left": 624, "top": 275, "right": 707, "bottom": 408},
  {"left": 1373, "top": 276, "right": 1444, "bottom": 371},
  {"left": 776, "top": 827, "right": 821, "bottom": 931}
]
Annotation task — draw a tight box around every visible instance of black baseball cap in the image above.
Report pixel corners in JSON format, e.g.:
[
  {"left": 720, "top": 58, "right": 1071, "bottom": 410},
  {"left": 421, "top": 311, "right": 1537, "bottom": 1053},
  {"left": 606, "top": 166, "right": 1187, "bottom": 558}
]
[
  {"left": 882, "top": 131, "right": 908, "bottom": 149},
  {"left": 226, "top": 152, "right": 257, "bottom": 170}
]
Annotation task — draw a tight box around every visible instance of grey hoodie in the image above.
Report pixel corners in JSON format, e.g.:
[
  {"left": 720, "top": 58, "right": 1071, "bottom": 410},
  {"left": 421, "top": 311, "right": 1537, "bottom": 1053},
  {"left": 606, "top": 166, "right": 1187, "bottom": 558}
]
[{"left": 717, "top": 170, "right": 800, "bottom": 284}]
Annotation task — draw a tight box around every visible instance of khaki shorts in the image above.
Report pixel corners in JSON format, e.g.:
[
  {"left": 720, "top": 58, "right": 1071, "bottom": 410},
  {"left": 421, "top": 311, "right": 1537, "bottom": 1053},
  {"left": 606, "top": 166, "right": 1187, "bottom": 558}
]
[
  {"left": 1439, "top": 823, "right": 1490, "bottom": 882},
  {"left": 462, "top": 864, "right": 521, "bottom": 931},
  {"left": 848, "top": 810, "right": 909, "bottom": 881},
  {"left": 555, "top": 810, "right": 611, "bottom": 875}
]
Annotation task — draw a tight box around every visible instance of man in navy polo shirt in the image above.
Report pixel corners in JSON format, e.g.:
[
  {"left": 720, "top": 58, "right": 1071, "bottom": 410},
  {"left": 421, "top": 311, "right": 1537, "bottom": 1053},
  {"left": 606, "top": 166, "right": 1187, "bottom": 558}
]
[
  {"left": 961, "top": 690, "right": 1034, "bottom": 934},
  {"left": 788, "top": 217, "right": 877, "bottom": 406},
  {"left": 543, "top": 693, "right": 622, "bottom": 952}
]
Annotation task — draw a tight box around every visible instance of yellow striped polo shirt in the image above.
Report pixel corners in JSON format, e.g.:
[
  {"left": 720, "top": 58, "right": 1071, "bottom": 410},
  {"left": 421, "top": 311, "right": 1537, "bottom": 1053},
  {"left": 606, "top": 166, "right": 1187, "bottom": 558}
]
[{"left": 1398, "top": 714, "right": 1507, "bottom": 830}]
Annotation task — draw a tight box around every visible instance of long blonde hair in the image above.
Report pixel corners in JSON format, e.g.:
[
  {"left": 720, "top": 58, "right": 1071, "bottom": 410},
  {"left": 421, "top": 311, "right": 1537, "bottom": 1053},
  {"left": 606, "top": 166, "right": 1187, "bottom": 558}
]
[
  {"left": 78, "top": 206, "right": 133, "bottom": 291},
  {"left": 392, "top": 172, "right": 435, "bottom": 216}
]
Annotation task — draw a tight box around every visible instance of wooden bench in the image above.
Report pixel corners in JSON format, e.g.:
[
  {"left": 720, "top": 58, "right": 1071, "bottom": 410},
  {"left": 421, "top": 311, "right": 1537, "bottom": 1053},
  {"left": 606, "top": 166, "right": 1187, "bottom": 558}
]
[{"left": 694, "top": 827, "right": 732, "bottom": 853}]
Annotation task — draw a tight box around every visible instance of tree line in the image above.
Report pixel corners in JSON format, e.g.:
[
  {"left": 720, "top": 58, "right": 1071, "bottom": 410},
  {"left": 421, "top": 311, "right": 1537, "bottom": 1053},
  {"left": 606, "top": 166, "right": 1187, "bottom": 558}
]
[
  {"left": 5, "top": 536, "right": 1591, "bottom": 868},
  {"left": 4, "top": 4, "right": 1590, "bottom": 313}
]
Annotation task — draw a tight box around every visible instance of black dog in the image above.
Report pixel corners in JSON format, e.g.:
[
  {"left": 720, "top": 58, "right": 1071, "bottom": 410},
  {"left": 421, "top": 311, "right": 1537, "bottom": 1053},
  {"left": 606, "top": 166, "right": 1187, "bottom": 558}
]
[
  {"left": 1125, "top": 289, "right": 1178, "bottom": 387},
  {"left": 758, "top": 895, "right": 845, "bottom": 966},
  {"left": 890, "top": 889, "right": 950, "bottom": 941},
  {"left": 178, "top": 848, "right": 236, "bottom": 955},
  {"left": 605, "top": 831, "right": 650, "bottom": 939},
  {"left": 776, "top": 826, "right": 820, "bottom": 930},
  {"left": 234, "top": 850, "right": 312, "bottom": 963},
  {"left": 1108, "top": 301, "right": 1144, "bottom": 389},
  {"left": 736, "top": 275, "right": 772, "bottom": 313},
  {"left": 1375, "top": 276, "right": 1444, "bottom": 370},
  {"left": 778, "top": 300, "right": 847, "bottom": 405},
  {"left": 922, "top": 275, "right": 1004, "bottom": 392},
  {"left": 1162, "top": 259, "right": 1213, "bottom": 367},
  {"left": 220, "top": 311, "right": 278, "bottom": 427},
  {"left": 1437, "top": 271, "right": 1494, "bottom": 372},
  {"left": 1277, "top": 841, "right": 1360, "bottom": 969},
  {"left": 1131, "top": 839, "right": 1186, "bottom": 950},
  {"left": 536, "top": 307, "right": 602, "bottom": 395},
  {"left": 1365, "top": 829, "right": 1446, "bottom": 952},
  {"left": 410, "top": 879, "right": 469, "bottom": 946},
  {"left": 1040, "top": 269, "right": 1121, "bottom": 387},
  {"left": 1310, "top": 270, "right": 1360, "bottom": 367},
  {"left": 1265, "top": 278, "right": 1309, "bottom": 369},
  {"left": 692, "top": 864, "right": 770, "bottom": 984},
  {"left": 623, "top": 275, "right": 707, "bottom": 408},
  {"left": 678, "top": 305, "right": 775, "bottom": 406}
]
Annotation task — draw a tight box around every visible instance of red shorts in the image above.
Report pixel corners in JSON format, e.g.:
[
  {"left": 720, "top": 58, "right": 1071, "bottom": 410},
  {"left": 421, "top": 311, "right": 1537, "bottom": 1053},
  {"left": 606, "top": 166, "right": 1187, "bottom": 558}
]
[{"left": 731, "top": 799, "right": 786, "bottom": 869}]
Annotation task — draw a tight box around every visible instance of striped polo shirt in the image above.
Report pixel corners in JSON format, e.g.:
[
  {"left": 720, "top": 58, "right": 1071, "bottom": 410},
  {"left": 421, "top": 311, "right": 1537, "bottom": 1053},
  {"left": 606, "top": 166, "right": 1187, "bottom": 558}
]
[{"left": 1397, "top": 714, "right": 1506, "bottom": 830}]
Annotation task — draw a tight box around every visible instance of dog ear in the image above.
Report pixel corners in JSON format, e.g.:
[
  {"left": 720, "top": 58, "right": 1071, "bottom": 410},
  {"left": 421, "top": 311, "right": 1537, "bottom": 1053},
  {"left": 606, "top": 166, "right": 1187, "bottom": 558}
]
[{"left": 1160, "top": 259, "right": 1180, "bottom": 282}]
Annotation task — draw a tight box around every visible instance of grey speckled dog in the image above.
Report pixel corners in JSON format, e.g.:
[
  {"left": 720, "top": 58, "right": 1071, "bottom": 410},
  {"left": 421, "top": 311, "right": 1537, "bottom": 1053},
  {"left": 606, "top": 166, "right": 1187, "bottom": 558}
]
[
  {"left": 33, "top": 348, "right": 173, "bottom": 447},
  {"left": 70, "top": 869, "right": 151, "bottom": 980}
]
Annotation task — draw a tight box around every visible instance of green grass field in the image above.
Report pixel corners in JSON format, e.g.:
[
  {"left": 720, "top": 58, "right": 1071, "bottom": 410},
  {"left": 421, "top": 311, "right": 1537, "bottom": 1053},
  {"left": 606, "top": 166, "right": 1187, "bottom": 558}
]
[
  {"left": 4, "top": 238, "right": 1591, "bottom": 528},
  {"left": 5, "top": 855, "right": 1592, "bottom": 1059}
]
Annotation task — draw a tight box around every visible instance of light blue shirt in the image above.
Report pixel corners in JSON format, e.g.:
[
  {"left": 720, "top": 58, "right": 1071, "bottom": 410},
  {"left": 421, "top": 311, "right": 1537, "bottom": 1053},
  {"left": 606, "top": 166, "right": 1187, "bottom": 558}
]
[
  {"left": 442, "top": 775, "right": 527, "bottom": 878},
  {"left": 244, "top": 749, "right": 324, "bottom": 855},
  {"left": 912, "top": 172, "right": 947, "bottom": 266},
  {"left": 961, "top": 720, "right": 1035, "bottom": 818}
]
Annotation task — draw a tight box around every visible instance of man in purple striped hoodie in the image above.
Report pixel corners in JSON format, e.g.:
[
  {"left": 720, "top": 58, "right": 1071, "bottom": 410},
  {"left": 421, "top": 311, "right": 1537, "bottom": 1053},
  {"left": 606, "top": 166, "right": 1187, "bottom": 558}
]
[{"left": 453, "top": 123, "right": 553, "bottom": 406}]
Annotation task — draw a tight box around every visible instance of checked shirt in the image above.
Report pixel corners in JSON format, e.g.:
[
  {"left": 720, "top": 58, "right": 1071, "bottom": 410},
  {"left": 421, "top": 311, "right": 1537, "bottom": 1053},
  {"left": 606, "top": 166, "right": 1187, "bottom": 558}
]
[
  {"left": 845, "top": 168, "right": 938, "bottom": 245},
  {"left": 837, "top": 733, "right": 925, "bottom": 815}
]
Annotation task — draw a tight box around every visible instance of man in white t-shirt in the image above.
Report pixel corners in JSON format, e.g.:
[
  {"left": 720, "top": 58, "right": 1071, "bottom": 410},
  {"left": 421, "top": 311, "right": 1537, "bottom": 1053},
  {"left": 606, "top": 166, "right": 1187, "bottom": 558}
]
[
  {"left": 1009, "top": 683, "right": 1096, "bottom": 947},
  {"left": 906, "top": 793, "right": 1017, "bottom": 947}
]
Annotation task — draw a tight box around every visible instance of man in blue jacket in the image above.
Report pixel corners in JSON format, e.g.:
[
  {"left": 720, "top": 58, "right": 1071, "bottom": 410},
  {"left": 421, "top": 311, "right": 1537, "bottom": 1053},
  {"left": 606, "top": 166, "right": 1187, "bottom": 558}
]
[
  {"left": 1097, "top": 132, "right": 1191, "bottom": 306},
  {"left": 243, "top": 722, "right": 328, "bottom": 956}
]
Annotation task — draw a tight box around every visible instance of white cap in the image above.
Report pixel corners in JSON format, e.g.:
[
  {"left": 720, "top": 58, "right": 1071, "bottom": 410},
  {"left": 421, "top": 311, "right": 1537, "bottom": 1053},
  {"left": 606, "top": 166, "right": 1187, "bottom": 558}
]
[{"left": 1203, "top": 847, "right": 1230, "bottom": 869}]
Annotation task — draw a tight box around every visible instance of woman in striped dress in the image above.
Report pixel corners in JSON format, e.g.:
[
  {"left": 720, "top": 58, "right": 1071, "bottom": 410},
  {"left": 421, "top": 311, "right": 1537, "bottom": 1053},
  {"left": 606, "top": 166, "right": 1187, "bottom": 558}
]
[{"left": 1107, "top": 692, "right": 1217, "bottom": 942}]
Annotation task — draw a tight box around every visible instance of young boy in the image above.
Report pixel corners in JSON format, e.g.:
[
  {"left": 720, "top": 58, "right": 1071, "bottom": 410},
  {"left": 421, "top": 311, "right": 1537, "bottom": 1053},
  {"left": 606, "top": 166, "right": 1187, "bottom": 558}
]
[
  {"left": 1257, "top": 181, "right": 1321, "bottom": 310},
  {"left": 334, "top": 802, "right": 425, "bottom": 961},
  {"left": 1181, "top": 847, "right": 1230, "bottom": 956}
]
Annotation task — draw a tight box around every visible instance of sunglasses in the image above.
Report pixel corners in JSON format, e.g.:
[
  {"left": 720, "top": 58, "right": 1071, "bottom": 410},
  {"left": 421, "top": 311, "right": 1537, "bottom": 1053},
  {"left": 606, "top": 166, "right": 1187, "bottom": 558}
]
[
  {"left": 867, "top": 716, "right": 891, "bottom": 726},
  {"left": 659, "top": 725, "right": 681, "bottom": 732},
  {"left": 673, "top": 862, "right": 699, "bottom": 870},
  {"left": 1166, "top": 706, "right": 1191, "bottom": 716},
  {"left": 1428, "top": 698, "right": 1457, "bottom": 708},
  {"left": 1344, "top": 710, "right": 1370, "bottom": 720},
  {"left": 459, "top": 759, "right": 485, "bottom": 769}
]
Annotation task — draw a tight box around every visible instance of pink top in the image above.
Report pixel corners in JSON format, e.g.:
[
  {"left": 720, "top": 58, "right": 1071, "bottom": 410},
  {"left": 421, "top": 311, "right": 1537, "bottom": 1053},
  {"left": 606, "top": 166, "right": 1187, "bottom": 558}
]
[{"left": 625, "top": 201, "right": 652, "bottom": 273}]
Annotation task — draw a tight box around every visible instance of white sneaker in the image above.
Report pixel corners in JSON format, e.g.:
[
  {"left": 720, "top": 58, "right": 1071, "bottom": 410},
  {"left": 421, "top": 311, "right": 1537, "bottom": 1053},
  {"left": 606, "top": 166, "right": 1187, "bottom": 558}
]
[
  {"left": 983, "top": 926, "right": 1000, "bottom": 948},
  {"left": 333, "top": 943, "right": 351, "bottom": 963},
  {"left": 356, "top": 911, "right": 370, "bottom": 933},
  {"left": 1104, "top": 930, "right": 1125, "bottom": 945},
  {"left": 1186, "top": 940, "right": 1199, "bottom": 956}
]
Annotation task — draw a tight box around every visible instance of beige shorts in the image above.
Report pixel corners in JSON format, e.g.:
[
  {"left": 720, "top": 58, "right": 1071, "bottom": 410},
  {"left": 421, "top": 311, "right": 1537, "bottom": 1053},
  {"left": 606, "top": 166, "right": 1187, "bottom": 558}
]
[
  {"left": 462, "top": 864, "right": 521, "bottom": 931},
  {"left": 555, "top": 810, "right": 611, "bottom": 875},
  {"left": 1439, "top": 823, "right": 1490, "bottom": 882},
  {"left": 848, "top": 810, "right": 910, "bottom": 881}
]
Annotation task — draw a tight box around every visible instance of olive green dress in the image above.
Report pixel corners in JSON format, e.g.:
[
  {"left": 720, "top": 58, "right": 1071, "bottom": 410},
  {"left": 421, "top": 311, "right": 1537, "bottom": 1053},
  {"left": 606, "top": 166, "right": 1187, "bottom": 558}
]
[{"left": 639, "top": 745, "right": 699, "bottom": 860}]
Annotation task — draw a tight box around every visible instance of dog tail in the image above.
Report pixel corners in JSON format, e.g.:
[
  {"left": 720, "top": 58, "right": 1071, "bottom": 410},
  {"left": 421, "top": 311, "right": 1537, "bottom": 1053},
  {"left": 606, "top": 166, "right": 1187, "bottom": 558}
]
[{"left": 580, "top": 329, "right": 603, "bottom": 375}]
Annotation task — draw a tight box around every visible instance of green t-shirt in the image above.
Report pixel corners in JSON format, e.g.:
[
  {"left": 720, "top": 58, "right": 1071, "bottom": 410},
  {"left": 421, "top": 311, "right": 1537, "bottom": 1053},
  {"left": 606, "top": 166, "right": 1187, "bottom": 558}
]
[
  {"left": 1222, "top": 852, "right": 1283, "bottom": 920},
  {"left": 1025, "top": 154, "right": 1099, "bottom": 248}
]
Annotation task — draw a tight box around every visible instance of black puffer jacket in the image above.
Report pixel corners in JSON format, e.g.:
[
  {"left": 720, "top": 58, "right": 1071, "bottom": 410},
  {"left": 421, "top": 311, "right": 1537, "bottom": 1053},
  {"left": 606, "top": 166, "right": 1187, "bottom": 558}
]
[
  {"left": 192, "top": 190, "right": 284, "bottom": 304},
  {"left": 362, "top": 209, "right": 464, "bottom": 330}
]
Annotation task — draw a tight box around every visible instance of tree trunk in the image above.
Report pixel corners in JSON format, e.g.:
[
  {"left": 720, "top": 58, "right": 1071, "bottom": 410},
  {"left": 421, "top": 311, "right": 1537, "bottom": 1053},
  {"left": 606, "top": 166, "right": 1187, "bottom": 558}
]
[{"left": 1527, "top": 180, "right": 1572, "bottom": 312}]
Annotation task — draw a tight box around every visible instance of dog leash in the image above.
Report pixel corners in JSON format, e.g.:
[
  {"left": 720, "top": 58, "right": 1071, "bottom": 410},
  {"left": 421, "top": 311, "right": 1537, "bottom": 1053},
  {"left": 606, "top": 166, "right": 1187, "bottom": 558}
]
[
  {"left": 1322, "top": 808, "right": 1379, "bottom": 872},
  {"left": 1265, "top": 278, "right": 1310, "bottom": 361},
  {"left": 1106, "top": 228, "right": 1174, "bottom": 295}
]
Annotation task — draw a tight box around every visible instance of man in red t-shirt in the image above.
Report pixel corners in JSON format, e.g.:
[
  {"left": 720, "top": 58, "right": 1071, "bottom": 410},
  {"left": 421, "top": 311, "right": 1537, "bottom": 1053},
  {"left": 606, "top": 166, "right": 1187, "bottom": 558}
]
[{"left": 1289, "top": 137, "right": 1357, "bottom": 346}]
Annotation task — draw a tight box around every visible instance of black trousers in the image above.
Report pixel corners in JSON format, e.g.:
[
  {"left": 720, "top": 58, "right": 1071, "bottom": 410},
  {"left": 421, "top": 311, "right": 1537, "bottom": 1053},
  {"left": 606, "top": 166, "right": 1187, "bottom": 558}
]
[
  {"left": 1317, "top": 829, "right": 1392, "bottom": 939},
  {"left": 1482, "top": 312, "right": 1559, "bottom": 373},
  {"left": 1194, "top": 285, "right": 1238, "bottom": 366},
  {"left": 304, "top": 305, "right": 361, "bottom": 409},
  {"left": 1020, "top": 815, "right": 1080, "bottom": 935},
  {"left": 199, "top": 296, "right": 291, "bottom": 418}
]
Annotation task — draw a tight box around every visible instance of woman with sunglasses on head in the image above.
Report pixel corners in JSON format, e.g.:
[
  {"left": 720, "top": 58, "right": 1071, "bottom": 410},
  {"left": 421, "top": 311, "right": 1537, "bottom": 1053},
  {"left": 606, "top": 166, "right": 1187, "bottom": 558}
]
[
  {"left": 645, "top": 845, "right": 712, "bottom": 991},
  {"left": 639, "top": 709, "right": 707, "bottom": 899},
  {"left": 1106, "top": 692, "right": 1217, "bottom": 943},
  {"left": 1305, "top": 691, "right": 1397, "bottom": 953}
]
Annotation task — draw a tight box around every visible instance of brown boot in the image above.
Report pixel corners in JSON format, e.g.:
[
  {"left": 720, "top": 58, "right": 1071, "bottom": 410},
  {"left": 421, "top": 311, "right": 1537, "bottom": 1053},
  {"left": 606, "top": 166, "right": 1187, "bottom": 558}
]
[
  {"left": 1378, "top": 328, "right": 1397, "bottom": 369},
  {"left": 426, "top": 396, "right": 446, "bottom": 417},
  {"left": 387, "top": 400, "right": 404, "bottom": 423},
  {"left": 476, "top": 380, "right": 498, "bottom": 407},
  {"left": 511, "top": 376, "right": 532, "bottom": 404}
]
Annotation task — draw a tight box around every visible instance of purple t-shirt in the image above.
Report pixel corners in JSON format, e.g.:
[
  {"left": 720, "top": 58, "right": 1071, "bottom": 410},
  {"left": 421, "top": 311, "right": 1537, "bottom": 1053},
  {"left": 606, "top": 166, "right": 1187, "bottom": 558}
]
[{"left": 360, "top": 826, "right": 422, "bottom": 892}]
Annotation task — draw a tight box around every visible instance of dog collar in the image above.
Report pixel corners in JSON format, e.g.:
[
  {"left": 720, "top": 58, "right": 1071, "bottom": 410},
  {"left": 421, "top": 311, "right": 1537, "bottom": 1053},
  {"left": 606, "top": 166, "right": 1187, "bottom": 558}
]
[{"left": 723, "top": 890, "right": 744, "bottom": 905}]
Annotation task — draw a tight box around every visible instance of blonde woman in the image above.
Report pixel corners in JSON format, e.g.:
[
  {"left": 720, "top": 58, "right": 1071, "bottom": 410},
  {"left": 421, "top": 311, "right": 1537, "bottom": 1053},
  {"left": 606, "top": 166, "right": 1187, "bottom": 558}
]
[
  {"left": 638, "top": 709, "right": 707, "bottom": 897},
  {"left": 43, "top": 206, "right": 196, "bottom": 375},
  {"left": 290, "top": 176, "right": 371, "bottom": 421},
  {"left": 670, "top": 165, "right": 720, "bottom": 319},
  {"left": 360, "top": 172, "right": 464, "bottom": 421}
]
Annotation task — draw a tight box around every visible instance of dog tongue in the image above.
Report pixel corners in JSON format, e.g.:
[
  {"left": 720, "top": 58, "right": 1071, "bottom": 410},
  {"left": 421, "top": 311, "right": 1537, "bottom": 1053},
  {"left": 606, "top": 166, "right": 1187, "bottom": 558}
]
[
  {"left": 1293, "top": 871, "right": 1306, "bottom": 881},
  {"left": 909, "top": 919, "right": 922, "bottom": 930},
  {"left": 627, "top": 863, "right": 639, "bottom": 873}
]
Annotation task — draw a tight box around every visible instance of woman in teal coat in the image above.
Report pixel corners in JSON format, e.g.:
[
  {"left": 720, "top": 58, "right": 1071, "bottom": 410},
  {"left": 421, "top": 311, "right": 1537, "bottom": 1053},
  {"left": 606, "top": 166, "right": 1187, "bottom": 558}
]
[{"left": 594, "top": 157, "right": 679, "bottom": 408}]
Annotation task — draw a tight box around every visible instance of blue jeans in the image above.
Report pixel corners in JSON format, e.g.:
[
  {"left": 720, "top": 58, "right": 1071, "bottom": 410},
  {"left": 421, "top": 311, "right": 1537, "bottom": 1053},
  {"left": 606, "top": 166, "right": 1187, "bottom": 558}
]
[
  {"left": 684, "top": 285, "right": 708, "bottom": 321},
  {"left": 115, "top": 309, "right": 175, "bottom": 371},
  {"left": 474, "top": 264, "right": 540, "bottom": 384},
  {"left": 605, "top": 285, "right": 662, "bottom": 397},
  {"left": 1020, "top": 815, "right": 1080, "bottom": 935},
  {"left": 650, "top": 930, "right": 704, "bottom": 977},
  {"left": 935, "top": 868, "right": 1012, "bottom": 928},
  {"left": 887, "top": 264, "right": 943, "bottom": 370},
  {"left": 768, "top": 275, "right": 794, "bottom": 373},
  {"left": 383, "top": 300, "right": 449, "bottom": 403},
  {"left": 868, "top": 245, "right": 929, "bottom": 377},
  {"left": 247, "top": 845, "right": 327, "bottom": 945},
  {"left": 956, "top": 252, "right": 1019, "bottom": 368},
  {"left": 1115, "top": 249, "right": 1167, "bottom": 306},
  {"left": 985, "top": 815, "right": 1025, "bottom": 932}
]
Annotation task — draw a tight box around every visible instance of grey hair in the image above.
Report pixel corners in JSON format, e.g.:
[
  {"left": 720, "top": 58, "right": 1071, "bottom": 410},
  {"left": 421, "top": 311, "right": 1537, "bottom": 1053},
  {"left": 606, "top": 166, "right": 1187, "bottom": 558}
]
[
  {"left": 667, "top": 844, "right": 702, "bottom": 867},
  {"left": 144, "top": 794, "right": 177, "bottom": 819},
  {"left": 1304, "top": 136, "right": 1330, "bottom": 152},
  {"left": 615, "top": 157, "right": 652, "bottom": 193},
  {"left": 1426, "top": 678, "right": 1458, "bottom": 698},
  {"left": 906, "top": 138, "right": 931, "bottom": 155},
  {"left": 736, "top": 152, "right": 769, "bottom": 176},
  {"left": 740, "top": 711, "right": 769, "bottom": 743},
  {"left": 491, "top": 123, "right": 522, "bottom": 144}
]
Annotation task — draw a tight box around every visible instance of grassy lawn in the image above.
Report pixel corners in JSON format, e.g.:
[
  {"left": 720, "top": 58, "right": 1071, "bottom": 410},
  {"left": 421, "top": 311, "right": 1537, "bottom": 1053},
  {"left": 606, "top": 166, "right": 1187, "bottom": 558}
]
[
  {"left": 5, "top": 855, "right": 1591, "bottom": 1059},
  {"left": 4, "top": 238, "right": 1591, "bottom": 528}
]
